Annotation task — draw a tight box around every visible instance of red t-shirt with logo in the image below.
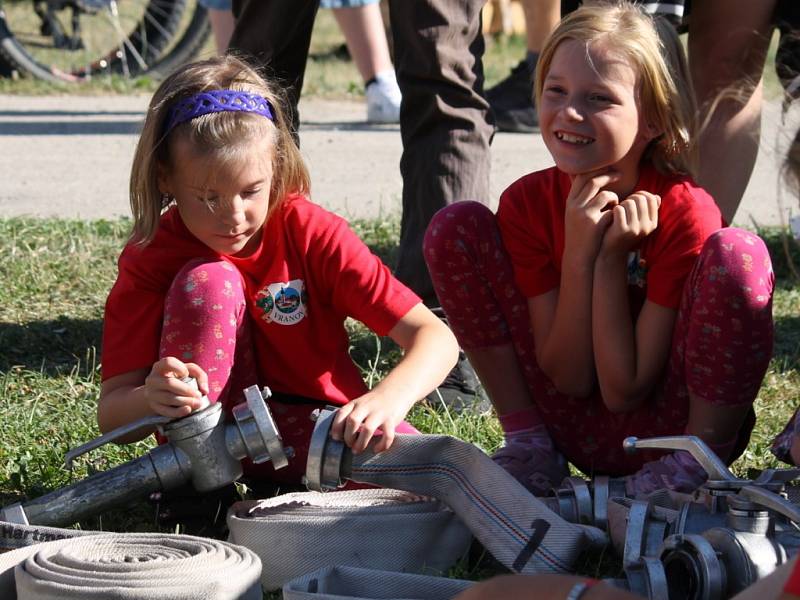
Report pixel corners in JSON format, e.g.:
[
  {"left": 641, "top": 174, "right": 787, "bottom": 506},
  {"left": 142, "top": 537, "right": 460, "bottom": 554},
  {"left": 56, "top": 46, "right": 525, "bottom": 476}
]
[
  {"left": 102, "top": 195, "right": 420, "bottom": 405},
  {"left": 497, "top": 164, "right": 723, "bottom": 310}
]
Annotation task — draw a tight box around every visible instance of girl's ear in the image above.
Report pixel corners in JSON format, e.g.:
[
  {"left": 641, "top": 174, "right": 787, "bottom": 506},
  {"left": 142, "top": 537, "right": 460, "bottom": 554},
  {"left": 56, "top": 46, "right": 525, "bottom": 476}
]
[
  {"left": 156, "top": 162, "right": 170, "bottom": 195},
  {"left": 638, "top": 118, "right": 663, "bottom": 145}
]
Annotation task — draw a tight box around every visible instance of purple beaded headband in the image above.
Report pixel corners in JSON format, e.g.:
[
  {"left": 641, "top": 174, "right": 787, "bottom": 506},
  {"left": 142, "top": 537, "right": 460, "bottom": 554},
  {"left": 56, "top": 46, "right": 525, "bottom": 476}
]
[{"left": 164, "top": 89, "right": 275, "bottom": 135}]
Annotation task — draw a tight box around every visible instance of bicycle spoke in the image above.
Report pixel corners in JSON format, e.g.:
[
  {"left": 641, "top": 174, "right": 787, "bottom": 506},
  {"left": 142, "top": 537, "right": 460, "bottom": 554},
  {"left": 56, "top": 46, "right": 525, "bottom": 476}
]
[{"left": 103, "top": 1, "right": 148, "bottom": 75}]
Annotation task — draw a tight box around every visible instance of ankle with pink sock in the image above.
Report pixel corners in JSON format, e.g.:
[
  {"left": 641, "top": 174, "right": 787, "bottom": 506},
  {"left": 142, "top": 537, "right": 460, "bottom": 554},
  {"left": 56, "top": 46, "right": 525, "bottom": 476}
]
[
  {"left": 493, "top": 408, "right": 567, "bottom": 495},
  {"left": 498, "top": 407, "right": 550, "bottom": 446}
]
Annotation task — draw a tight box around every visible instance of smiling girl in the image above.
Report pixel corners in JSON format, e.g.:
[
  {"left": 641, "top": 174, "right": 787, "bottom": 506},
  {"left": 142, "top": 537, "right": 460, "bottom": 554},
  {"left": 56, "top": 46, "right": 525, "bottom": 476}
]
[
  {"left": 98, "top": 55, "right": 458, "bottom": 486},
  {"left": 423, "top": 2, "right": 775, "bottom": 496}
]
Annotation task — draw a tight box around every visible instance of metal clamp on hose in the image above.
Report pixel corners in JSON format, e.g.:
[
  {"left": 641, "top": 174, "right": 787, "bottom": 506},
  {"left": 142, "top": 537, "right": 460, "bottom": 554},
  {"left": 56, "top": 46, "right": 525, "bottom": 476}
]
[{"left": 305, "top": 407, "right": 348, "bottom": 491}]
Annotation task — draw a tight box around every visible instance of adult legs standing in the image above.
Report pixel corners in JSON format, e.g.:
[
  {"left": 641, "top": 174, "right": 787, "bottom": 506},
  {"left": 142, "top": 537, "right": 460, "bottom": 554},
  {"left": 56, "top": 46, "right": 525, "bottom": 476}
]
[
  {"left": 687, "top": 0, "right": 777, "bottom": 224},
  {"left": 229, "top": 0, "right": 319, "bottom": 132},
  {"left": 388, "top": 0, "right": 494, "bottom": 306}
]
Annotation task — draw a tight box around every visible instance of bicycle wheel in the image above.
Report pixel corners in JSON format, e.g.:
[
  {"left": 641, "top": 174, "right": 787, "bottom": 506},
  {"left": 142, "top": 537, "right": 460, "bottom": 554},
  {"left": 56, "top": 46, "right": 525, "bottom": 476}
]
[
  {"left": 146, "top": 1, "right": 209, "bottom": 80},
  {"left": 0, "top": 0, "right": 189, "bottom": 83}
]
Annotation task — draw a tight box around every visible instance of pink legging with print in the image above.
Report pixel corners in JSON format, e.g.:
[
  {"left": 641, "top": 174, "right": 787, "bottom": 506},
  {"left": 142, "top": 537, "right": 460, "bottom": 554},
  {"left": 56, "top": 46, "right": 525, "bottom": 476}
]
[
  {"left": 159, "top": 258, "right": 416, "bottom": 485},
  {"left": 423, "top": 202, "right": 774, "bottom": 476}
]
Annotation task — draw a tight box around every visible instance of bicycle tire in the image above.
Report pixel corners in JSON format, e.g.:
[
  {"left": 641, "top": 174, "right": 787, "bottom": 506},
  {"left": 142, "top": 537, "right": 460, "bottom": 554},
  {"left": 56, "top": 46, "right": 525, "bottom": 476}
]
[
  {"left": 146, "top": 3, "right": 210, "bottom": 81},
  {"left": 0, "top": 0, "right": 188, "bottom": 83}
]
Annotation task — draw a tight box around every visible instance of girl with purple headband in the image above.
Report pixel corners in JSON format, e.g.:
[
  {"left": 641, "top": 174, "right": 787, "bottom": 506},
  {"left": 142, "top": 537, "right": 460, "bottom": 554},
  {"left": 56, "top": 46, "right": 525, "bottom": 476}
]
[{"left": 98, "top": 55, "right": 458, "bottom": 487}]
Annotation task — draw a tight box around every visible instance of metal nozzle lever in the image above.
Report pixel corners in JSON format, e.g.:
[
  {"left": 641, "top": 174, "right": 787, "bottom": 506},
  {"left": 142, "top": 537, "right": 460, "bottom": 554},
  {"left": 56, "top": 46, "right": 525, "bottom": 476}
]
[
  {"left": 623, "top": 435, "right": 736, "bottom": 482},
  {"left": 65, "top": 414, "right": 171, "bottom": 470}
]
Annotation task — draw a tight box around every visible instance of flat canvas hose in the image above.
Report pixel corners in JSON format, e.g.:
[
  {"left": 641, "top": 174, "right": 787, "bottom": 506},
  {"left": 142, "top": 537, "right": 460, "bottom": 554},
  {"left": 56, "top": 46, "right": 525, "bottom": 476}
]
[
  {"left": 0, "top": 531, "right": 262, "bottom": 600},
  {"left": 306, "top": 409, "right": 607, "bottom": 575}
]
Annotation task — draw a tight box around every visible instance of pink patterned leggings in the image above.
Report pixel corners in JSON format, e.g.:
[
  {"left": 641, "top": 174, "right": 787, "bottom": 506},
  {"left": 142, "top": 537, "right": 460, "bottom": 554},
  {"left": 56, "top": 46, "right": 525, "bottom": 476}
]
[
  {"left": 159, "top": 258, "right": 416, "bottom": 485},
  {"left": 423, "top": 202, "right": 775, "bottom": 476}
]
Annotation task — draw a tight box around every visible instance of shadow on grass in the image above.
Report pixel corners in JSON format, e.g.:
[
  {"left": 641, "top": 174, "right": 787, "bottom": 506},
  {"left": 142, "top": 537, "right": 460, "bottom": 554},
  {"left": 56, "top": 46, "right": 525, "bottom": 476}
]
[
  {"left": 762, "top": 227, "right": 800, "bottom": 283},
  {"left": 775, "top": 314, "right": 800, "bottom": 371},
  {"left": 0, "top": 317, "right": 101, "bottom": 375}
]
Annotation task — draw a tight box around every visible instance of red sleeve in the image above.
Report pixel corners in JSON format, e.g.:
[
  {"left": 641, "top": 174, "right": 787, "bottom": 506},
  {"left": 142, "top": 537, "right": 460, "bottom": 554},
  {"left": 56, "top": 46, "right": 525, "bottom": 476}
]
[
  {"left": 304, "top": 212, "right": 421, "bottom": 336},
  {"left": 497, "top": 171, "right": 562, "bottom": 298},
  {"left": 644, "top": 181, "right": 723, "bottom": 309},
  {"left": 101, "top": 210, "right": 215, "bottom": 381},
  {"left": 101, "top": 251, "right": 164, "bottom": 380}
]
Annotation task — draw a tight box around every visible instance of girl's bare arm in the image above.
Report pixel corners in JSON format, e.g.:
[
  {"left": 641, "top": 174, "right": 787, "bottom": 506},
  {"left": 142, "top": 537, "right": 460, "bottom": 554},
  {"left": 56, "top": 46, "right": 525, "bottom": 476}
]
[{"left": 330, "top": 303, "right": 459, "bottom": 453}]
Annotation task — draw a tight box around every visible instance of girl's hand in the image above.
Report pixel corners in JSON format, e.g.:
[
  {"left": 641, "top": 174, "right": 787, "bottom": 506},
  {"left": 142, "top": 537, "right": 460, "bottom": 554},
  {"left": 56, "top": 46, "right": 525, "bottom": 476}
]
[
  {"left": 144, "top": 357, "right": 209, "bottom": 419},
  {"left": 600, "top": 191, "right": 661, "bottom": 259},
  {"left": 563, "top": 170, "right": 621, "bottom": 266},
  {"left": 330, "top": 390, "right": 410, "bottom": 454}
]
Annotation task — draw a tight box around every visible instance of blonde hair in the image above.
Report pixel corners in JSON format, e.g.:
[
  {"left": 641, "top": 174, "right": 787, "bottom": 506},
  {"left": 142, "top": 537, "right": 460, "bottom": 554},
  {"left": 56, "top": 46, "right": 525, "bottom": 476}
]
[
  {"left": 129, "top": 55, "right": 310, "bottom": 244},
  {"left": 534, "top": 1, "right": 698, "bottom": 177}
]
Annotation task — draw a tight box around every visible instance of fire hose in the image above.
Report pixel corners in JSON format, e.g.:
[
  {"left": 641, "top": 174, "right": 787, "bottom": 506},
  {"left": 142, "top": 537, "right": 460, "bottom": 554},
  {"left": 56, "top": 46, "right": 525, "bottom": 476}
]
[
  {"left": 0, "top": 381, "right": 286, "bottom": 599},
  {"left": 301, "top": 407, "right": 607, "bottom": 576},
  {"left": 0, "top": 533, "right": 261, "bottom": 600},
  {"left": 5, "top": 390, "right": 800, "bottom": 599}
]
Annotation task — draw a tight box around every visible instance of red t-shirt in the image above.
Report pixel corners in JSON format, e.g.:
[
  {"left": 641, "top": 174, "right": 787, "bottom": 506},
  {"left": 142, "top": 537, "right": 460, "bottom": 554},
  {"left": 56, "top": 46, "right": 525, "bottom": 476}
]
[
  {"left": 102, "top": 195, "right": 420, "bottom": 405},
  {"left": 497, "top": 164, "right": 723, "bottom": 309}
]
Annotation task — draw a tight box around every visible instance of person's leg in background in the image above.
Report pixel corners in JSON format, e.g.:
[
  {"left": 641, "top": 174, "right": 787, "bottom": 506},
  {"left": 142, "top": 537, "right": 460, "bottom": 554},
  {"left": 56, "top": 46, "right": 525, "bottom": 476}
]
[
  {"left": 198, "top": 0, "right": 235, "bottom": 53},
  {"left": 388, "top": 0, "right": 494, "bottom": 409},
  {"left": 229, "top": 0, "right": 320, "bottom": 133},
  {"left": 687, "top": 0, "right": 777, "bottom": 224},
  {"left": 325, "top": 0, "right": 402, "bottom": 123},
  {"left": 486, "top": 0, "right": 561, "bottom": 133}
]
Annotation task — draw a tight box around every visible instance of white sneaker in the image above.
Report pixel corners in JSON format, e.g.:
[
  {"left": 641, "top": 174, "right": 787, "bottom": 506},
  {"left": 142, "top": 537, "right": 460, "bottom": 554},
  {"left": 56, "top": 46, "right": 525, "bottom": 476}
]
[{"left": 366, "top": 69, "right": 401, "bottom": 123}]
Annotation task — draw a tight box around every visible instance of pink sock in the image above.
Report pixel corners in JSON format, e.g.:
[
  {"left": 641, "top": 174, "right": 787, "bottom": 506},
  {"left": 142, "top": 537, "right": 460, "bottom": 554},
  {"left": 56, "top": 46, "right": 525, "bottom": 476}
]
[
  {"left": 498, "top": 406, "right": 543, "bottom": 433},
  {"left": 498, "top": 408, "right": 551, "bottom": 447}
]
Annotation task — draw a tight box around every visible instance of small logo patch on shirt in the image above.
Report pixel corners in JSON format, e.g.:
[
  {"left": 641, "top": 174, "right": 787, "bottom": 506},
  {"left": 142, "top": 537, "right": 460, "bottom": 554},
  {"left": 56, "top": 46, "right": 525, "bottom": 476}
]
[
  {"left": 256, "top": 279, "right": 308, "bottom": 325},
  {"left": 627, "top": 250, "right": 647, "bottom": 288}
]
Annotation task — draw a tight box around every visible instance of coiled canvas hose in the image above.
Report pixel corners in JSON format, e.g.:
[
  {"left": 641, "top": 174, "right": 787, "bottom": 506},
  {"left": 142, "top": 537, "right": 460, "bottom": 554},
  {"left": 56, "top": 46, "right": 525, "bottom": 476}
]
[
  {"left": 307, "top": 420, "right": 606, "bottom": 575},
  {"left": 0, "top": 531, "right": 262, "bottom": 600},
  {"left": 228, "top": 488, "right": 472, "bottom": 591}
]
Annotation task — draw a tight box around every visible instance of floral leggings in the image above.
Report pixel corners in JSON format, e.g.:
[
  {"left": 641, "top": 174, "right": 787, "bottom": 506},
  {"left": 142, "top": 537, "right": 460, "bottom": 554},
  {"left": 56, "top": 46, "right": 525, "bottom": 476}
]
[
  {"left": 159, "top": 258, "right": 416, "bottom": 485},
  {"left": 423, "top": 202, "right": 775, "bottom": 476}
]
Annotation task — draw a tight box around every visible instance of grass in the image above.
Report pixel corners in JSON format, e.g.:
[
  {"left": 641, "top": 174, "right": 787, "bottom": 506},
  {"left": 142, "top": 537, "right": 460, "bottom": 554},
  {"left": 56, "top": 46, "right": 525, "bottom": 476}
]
[{"left": 0, "top": 217, "right": 799, "bottom": 589}]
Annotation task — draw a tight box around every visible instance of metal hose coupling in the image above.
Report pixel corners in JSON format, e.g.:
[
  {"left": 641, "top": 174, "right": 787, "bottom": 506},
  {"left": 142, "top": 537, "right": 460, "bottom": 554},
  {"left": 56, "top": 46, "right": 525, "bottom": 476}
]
[
  {"left": 304, "top": 407, "right": 606, "bottom": 575},
  {"left": 0, "top": 383, "right": 290, "bottom": 530}
]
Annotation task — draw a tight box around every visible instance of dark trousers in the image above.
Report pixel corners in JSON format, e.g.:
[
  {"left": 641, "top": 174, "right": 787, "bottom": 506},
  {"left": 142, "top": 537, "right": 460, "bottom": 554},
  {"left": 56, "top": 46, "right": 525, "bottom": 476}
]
[{"left": 229, "top": 0, "right": 494, "bottom": 305}]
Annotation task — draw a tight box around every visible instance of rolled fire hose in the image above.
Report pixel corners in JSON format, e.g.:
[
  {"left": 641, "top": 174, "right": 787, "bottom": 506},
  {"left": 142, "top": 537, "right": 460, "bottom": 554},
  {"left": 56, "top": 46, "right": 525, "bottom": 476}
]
[
  {"left": 0, "top": 530, "right": 262, "bottom": 600},
  {"left": 306, "top": 411, "right": 607, "bottom": 576},
  {"left": 227, "top": 488, "right": 473, "bottom": 591}
]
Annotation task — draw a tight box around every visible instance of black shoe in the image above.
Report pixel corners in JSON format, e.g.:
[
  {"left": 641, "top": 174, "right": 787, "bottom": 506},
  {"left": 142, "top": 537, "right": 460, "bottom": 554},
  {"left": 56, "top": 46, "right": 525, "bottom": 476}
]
[
  {"left": 485, "top": 59, "right": 539, "bottom": 133},
  {"left": 427, "top": 349, "right": 491, "bottom": 413},
  {"left": 427, "top": 307, "right": 490, "bottom": 413}
]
